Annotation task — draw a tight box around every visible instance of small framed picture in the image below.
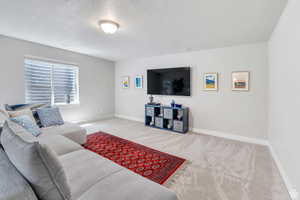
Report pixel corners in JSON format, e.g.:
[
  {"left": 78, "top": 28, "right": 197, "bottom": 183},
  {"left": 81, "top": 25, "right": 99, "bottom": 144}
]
[
  {"left": 232, "top": 71, "right": 250, "bottom": 91},
  {"left": 122, "top": 76, "right": 130, "bottom": 88},
  {"left": 204, "top": 73, "right": 218, "bottom": 91},
  {"left": 135, "top": 75, "right": 143, "bottom": 89}
]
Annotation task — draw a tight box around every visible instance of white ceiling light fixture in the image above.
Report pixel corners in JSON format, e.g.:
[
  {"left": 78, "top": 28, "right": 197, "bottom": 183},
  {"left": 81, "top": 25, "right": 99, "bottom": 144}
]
[{"left": 98, "top": 20, "right": 120, "bottom": 34}]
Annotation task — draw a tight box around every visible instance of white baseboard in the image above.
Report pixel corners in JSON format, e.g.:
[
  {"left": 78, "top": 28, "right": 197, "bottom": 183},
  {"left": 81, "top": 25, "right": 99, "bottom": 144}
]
[
  {"left": 114, "top": 114, "right": 268, "bottom": 146},
  {"left": 113, "top": 114, "right": 297, "bottom": 199},
  {"left": 114, "top": 114, "right": 144, "bottom": 123},
  {"left": 191, "top": 127, "right": 268, "bottom": 146},
  {"left": 267, "top": 143, "right": 298, "bottom": 200},
  {"left": 72, "top": 114, "right": 115, "bottom": 125}
]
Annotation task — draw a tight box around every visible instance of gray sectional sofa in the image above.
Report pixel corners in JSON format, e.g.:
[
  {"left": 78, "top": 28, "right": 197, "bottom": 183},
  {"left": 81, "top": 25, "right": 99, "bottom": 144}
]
[{"left": 0, "top": 119, "right": 178, "bottom": 200}]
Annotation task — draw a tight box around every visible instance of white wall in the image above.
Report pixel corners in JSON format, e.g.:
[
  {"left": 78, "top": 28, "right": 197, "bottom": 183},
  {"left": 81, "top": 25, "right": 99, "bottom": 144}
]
[
  {"left": 115, "top": 43, "right": 268, "bottom": 139},
  {"left": 0, "top": 35, "right": 115, "bottom": 122},
  {"left": 269, "top": 0, "right": 300, "bottom": 195}
]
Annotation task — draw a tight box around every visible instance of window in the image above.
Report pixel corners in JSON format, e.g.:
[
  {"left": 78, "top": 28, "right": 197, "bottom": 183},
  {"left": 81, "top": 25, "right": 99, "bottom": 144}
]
[{"left": 25, "top": 58, "right": 79, "bottom": 105}]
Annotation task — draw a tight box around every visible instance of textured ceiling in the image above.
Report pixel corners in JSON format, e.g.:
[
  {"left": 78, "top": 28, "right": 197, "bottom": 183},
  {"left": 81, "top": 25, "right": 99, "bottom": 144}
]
[{"left": 0, "top": 0, "right": 287, "bottom": 61}]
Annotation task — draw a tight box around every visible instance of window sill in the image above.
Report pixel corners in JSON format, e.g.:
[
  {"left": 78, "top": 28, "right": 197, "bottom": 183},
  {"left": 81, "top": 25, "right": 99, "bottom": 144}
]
[{"left": 55, "top": 103, "right": 80, "bottom": 109}]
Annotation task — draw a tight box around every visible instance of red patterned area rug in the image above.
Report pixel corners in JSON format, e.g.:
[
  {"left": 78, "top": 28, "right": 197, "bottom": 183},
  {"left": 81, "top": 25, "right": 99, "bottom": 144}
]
[{"left": 83, "top": 132, "right": 186, "bottom": 185}]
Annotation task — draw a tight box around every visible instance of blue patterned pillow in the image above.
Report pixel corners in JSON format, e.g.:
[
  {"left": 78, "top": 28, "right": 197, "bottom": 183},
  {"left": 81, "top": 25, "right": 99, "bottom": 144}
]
[
  {"left": 37, "top": 107, "right": 64, "bottom": 127},
  {"left": 10, "top": 115, "right": 42, "bottom": 137}
]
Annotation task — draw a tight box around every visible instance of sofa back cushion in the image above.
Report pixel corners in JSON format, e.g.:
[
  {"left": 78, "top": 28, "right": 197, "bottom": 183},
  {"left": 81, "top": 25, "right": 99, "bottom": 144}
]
[
  {"left": 1, "top": 120, "right": 71, "bottom": 200},
  {"left": 0, "top": 147, "right": 38, "bottom": 200}
]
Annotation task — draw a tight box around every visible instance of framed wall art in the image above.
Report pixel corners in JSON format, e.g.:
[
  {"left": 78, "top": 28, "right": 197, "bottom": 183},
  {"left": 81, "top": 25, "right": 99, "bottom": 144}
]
[
  {"left": 232, "top": 71, "right": 250, "bottom": 91},
  {"left": 134, "top": 75, "right": 143, "bottom": 89},
  {"left": 204, "top": 73, "right": 218, "bottom": 91},
  {"left": 122, "top": 76, "right": 130, "bottom": 89}
]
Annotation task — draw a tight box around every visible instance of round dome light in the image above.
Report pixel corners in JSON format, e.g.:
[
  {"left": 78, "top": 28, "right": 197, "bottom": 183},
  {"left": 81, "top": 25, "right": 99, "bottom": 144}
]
[{"left": 98, "top": 20, "right": 119, "bottom": 34}]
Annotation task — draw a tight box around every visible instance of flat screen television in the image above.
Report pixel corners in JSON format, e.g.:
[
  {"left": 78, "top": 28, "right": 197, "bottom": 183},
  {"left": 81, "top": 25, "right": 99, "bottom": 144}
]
[{"left": 147, "top": 67, "right": 191, "bottom": 96}]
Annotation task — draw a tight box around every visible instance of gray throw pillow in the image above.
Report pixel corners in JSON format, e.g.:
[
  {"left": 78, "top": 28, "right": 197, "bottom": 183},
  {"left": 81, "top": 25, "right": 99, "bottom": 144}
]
[
  {"left": 10, "top": 115, "right": 42, "bottom": 136},
  {"left": 37, "top": 107, "right": 64, "bottom": 127},
  {"left": 7, "top": 109, "right": 37, "bottom": 124},
  {"left": 5, "top": 103, "right": 49, "bottom": 127},
  {"left": 0, "top": 120, "right": 71, "bottom": 200}
]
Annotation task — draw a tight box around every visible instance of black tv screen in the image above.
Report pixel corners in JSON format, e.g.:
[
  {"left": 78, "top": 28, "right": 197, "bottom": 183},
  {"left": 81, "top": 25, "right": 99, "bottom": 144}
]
[{"left": 147, "top": 67, "right": 191, "bottom": 96}]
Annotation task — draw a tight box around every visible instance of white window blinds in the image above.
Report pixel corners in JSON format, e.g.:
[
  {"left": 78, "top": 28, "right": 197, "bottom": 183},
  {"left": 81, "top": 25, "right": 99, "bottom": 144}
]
[{"left": 25, "top": 58, "right": 79, "bottom": 105}]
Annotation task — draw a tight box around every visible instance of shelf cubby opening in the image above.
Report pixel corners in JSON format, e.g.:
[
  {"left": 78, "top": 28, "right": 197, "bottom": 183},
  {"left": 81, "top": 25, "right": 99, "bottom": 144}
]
[
  {"left": 154, "top": 107, "right": 163, "bottom": 117},
  {"left": 145, "top": 116, "right": 153, "bottom": 126}
]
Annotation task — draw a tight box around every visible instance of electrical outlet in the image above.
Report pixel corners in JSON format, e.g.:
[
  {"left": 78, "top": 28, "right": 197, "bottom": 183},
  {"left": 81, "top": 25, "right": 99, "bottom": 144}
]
[{"left": 290, "top": 188, "right": 298, "bottom": 200}]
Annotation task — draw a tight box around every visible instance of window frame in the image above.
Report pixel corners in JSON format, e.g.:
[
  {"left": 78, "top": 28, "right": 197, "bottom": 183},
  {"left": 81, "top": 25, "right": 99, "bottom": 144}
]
[{"left": 24, "top": 57, "right": 80, "bottom": 106}]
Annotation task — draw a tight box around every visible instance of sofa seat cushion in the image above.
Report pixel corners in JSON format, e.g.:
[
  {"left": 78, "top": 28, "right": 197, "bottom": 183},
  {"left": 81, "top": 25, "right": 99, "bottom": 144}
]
[
  {"left": 59, "top": 150, "right": 124, "bottom": 199},
  {"left": 38, "top": 135, "right": 83, "bottom": 156},
  {"left": 0, "top": 148, "right": 38, "bottom": 200},
  {"left": 77, "top": 167, "right": 178, "bottom": 200},
  {"left": 40, "top": 122, "right": 87, "bottom": 145},
  {"left": 59, "top": 149, "right": 178, "bottom": 200}
]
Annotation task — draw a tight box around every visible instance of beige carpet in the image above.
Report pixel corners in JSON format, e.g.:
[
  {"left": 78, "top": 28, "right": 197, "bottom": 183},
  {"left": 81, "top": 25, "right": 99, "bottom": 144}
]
[{"left": 81, "top": 118, "right": 290, "bottom": 200}]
